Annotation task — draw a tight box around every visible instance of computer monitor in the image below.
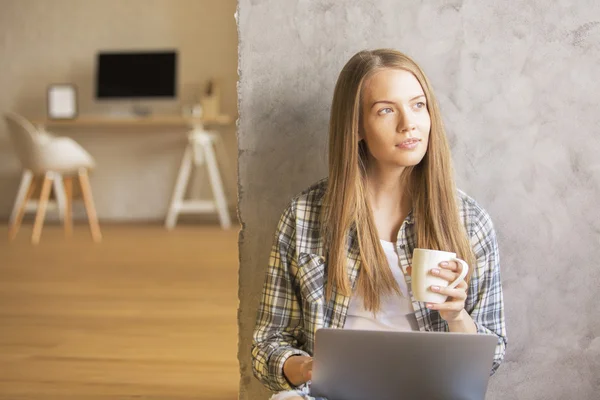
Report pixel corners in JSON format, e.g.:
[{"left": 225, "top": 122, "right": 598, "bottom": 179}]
[{"left": 95, "top": 50, "right": 177, "bottom": 99}]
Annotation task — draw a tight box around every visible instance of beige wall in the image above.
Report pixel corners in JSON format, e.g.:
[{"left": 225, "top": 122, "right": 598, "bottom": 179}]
[{"left": 0, "top": 0, "right": 238, "bottom": 221}]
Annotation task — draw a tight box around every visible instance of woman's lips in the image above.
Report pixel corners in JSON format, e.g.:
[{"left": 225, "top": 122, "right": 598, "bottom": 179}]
[{"left": 396, "top": 138, "right": 422, "bottom": 150}]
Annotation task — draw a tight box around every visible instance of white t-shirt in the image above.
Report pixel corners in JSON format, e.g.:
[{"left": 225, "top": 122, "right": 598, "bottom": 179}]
[{"left": 344, "top": 239, "right": 418, "bottom": 331}]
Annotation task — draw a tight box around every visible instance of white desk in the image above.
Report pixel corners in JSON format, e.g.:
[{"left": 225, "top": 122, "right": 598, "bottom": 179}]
[
  {"left": 31, "top": 114, "right": 234, "bottom": 228},
  {"left": 32, "top": 114, "right": 233, "bottom": 129}
]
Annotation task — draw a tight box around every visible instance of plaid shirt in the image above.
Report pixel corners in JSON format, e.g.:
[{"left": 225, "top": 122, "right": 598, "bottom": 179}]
[{"left": 252, "top": 178, "right": 507, "bottom": 395}]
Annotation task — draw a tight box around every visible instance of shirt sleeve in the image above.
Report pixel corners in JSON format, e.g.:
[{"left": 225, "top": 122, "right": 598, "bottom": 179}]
[
  {"left": 468, "top": 205, "right": 508, "bottom": 375},
  {"left": 252, "top": 202, "right": 311, "bottom": 392}
]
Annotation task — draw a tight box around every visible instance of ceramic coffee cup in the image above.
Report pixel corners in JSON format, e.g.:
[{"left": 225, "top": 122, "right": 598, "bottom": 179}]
[{"left": 411, "top": 248, "right": 468, "bottom": 304}]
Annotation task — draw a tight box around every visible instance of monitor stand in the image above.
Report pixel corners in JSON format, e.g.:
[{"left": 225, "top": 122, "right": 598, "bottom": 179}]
[{"left": 131, "top": 102, "right": 152, "bottom": 117}]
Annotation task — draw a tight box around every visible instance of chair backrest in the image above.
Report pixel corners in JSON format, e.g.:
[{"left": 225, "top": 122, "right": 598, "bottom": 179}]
[{"left": 4, "top": 112, "right": 43, "bottom": 171}]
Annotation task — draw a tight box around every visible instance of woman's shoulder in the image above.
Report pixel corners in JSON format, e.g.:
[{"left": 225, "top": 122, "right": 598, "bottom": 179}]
[
  {"left": 276, "top": 178, "right": 327, "bottom": 253},
  {"left": 277, "top": 178, "right": 328, "bottom": 239},
  {"left": 456, "top": 189, "right": 495, "bottom": 236},
  {"left": 289, "top": 177, "right": 328, "bottom": 209}
]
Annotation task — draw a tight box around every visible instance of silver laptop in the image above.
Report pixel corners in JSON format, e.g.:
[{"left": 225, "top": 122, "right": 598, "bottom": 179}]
[{"left": 311, "top": 329, "right": 497, "bottom": 400}]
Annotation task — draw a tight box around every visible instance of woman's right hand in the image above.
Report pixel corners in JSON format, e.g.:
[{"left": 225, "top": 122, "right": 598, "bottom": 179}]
[{"left": 283, "top": 355, "right": 313, "bottom": 386}]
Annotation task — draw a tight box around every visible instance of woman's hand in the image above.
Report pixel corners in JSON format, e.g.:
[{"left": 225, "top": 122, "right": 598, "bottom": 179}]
[
  {"left": 270, "top": 393, "right": 305, "bottom": 400},
  {"left": 283, "top": 356, "right": 313, "bottom": 387},
  {"left": 406, "top": 261, "right": 468, "bottom": 323},
  {"left": 270, "top": 392, "right": 306, "bottom": 400}
]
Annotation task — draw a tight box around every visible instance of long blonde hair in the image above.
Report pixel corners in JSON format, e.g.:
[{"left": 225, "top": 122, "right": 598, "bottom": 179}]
[{"left": 321, "top": 49, "right": 476, "bottom": 312}]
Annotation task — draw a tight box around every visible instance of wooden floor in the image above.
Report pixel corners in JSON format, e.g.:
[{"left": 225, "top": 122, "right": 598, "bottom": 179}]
[{"left": 0, "top": 224, "right": 240, "bottom": 400}]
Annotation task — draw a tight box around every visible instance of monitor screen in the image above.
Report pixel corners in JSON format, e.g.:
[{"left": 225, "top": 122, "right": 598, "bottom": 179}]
[{"left": 96, "top": 50, "right": 177, "bottom": 99}]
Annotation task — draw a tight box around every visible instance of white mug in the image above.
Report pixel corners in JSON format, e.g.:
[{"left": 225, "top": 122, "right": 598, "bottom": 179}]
[{"left": 411, "top": 248, "right": 469, "bottom": 304}]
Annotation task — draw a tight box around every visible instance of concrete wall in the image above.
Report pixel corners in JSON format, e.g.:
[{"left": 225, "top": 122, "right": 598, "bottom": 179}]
[
  {"left": 0, "top": 0, "right": 238, "bottom": 221},
  {"left": 237, "top": 1, "right": 600, "bottom": 399}
]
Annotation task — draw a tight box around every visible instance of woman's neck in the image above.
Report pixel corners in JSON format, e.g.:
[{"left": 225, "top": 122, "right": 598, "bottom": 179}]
[
  {"left": 366, "top": 165, "right": 412, "bottom": 211},
  {"left": 366, "top": 165, "right": 413, "bottom": 242}
]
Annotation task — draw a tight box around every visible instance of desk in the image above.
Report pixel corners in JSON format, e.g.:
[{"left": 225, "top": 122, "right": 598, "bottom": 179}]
[
  {"left": 29, "top": 114, "right": 234, "bottom": 228},
  {"left": 32, "top": 114, "right": 233, "bottom": 129}
]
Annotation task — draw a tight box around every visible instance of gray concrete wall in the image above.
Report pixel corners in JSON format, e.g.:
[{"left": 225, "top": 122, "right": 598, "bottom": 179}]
[{"left": 237, "top": 1, "right": 600, "bottom": 399}]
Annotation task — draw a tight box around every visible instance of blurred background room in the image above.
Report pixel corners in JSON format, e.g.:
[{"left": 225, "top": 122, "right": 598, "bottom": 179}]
[{"left": 0, "top": 0, "right": 239, "bottom": 399}]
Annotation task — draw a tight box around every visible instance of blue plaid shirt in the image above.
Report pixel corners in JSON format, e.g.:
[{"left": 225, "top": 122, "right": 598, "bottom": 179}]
[{"left": 252, "top": 179, "right": 507, "bottom": 397}]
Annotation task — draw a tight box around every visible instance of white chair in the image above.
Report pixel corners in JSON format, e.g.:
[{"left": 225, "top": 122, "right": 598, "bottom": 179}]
[
  {"left": 4, "top": 112, "right": 102, "bottom": 244},
  {"left": 165, "top": 127, "right": 232, "bottom": 229}
]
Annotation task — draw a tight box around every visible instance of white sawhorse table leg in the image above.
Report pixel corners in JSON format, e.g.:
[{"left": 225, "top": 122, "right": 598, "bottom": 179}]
[{"left": 165, "top": 130, "right": 232, "bottom": 230}]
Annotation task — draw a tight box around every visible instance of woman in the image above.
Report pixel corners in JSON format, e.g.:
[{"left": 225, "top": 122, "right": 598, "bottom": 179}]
[{"left": 251, "top": 49, "right": 507, "bottom": 400}]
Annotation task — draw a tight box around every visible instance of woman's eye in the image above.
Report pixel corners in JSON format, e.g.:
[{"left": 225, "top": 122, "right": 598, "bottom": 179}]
[
  {"left": 378, "top": 107, "right": 393, "bottom": 115},
  {"left": 414, "top": 102, "right": 426, "bottom": 109}
]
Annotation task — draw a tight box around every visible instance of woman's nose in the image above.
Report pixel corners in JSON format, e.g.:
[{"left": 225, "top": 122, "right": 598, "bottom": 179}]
[{"left": 396, "top": 108, "right": 416, "bottom": 133}]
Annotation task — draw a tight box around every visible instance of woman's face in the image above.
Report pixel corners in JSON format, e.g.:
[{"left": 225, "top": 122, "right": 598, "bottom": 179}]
[{"left": 360, "top": 68, "right": 431, "bottom": 171}]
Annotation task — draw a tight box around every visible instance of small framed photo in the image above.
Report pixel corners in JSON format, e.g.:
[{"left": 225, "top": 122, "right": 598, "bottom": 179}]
[{"left": 47, "top": 84, "right": 78, "bottom": 119}]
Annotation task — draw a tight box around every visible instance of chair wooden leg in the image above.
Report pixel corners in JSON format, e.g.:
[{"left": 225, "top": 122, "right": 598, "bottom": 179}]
[
  {"left": 31, "top": 172, "right": 54, "bottom": 245},
  {"left": 9, "top": 176, "right": 37, "bottom": 241},
  {"left": 78, "top": 168, "right": 102, "bottom": 243},
  {"left": 63, "top": 176, "right": 73, "bottom": 238}
]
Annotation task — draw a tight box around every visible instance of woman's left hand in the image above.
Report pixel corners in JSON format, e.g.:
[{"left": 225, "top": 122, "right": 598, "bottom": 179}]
[{"left": 407, "top": 261, "right": 468, "bottom": 323}]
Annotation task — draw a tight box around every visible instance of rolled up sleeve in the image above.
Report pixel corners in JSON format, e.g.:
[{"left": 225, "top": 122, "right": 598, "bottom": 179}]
[
  {"left": 468, "top": 206, "right": 507, "bottom": 375},
  {"left": 252, "top": 203, "right": 310, "bottom": 392}
]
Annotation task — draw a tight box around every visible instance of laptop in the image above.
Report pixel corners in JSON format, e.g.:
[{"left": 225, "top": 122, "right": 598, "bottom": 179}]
[{"left": 310, "top": 329, "right": 498, "bottom": 400}]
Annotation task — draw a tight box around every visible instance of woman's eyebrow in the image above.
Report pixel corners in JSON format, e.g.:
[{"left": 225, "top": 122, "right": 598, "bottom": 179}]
[{"left": 371, "top": 95, "right": 426, "bottom": 109}]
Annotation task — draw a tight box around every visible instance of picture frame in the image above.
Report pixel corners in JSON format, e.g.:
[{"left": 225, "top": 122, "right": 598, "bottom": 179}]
[{"left": 47, "top": 84, "right": 78, "bottom": 119}]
